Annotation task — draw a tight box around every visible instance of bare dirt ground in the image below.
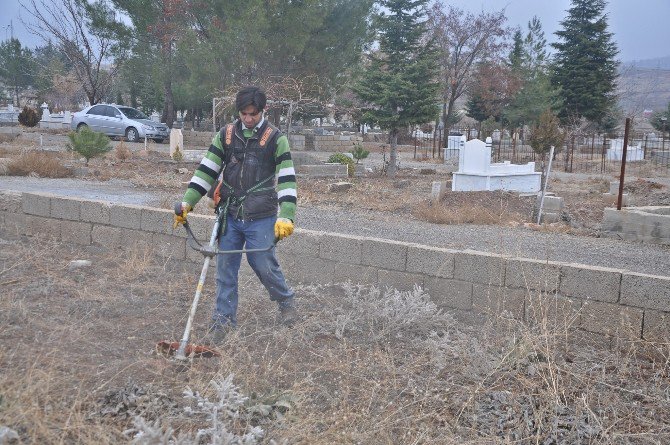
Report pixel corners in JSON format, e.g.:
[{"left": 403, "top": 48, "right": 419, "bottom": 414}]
[
  {"left": 1, "top": 233, "right": 669, "bottom": 444},
  {"left": 2, "top": 137, "right": 670, "bottom": 443}
]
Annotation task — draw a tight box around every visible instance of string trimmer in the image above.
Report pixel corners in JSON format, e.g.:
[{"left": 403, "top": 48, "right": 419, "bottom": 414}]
[{"left": 157, "top": 204, "right": 275, "bottom": 361}]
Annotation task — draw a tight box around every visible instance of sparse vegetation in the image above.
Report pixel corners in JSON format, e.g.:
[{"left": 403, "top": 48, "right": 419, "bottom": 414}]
[
  {"left": 17, "top": 106, "right": 39, "bottom": 127},
  {"left": 7, "top": 150, "right": 71, "bottom": 177},
  {"left": 327, "top": 152, "right": 355, "bottom": 177},
  {"left": 350, "top": 144, "right": 369, "bottom": 163},
  {"left": 0, "top": 235, "right": 668, "bottom": 443},
  {"left": 171, "top": 144, "right": 183, "bottom": 162},
  {"left": 115, "top": 139, "right": 131, "bottom": 161},
  {"left": 66, "top": 127, "right": 112, "bottom": 165}
]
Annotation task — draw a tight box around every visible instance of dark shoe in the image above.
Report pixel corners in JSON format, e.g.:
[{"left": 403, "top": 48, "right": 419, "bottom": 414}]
[
  {"left": 207, "top": 323, "right": 233, "bottom": 344},
  {"left": 278, "top": 304, "right": 298, "bottom": 326}
]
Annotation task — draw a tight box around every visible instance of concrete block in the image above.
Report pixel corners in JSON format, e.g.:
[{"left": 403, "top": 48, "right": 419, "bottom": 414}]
[
  {"left": 50, "top": 196, "right": 81, "bottom": 221},
  {"left": 141, "top": 207, "right": 174, "bottom": 235},
  {"left": 620, "top": 272, "right": 670, "bottom": 310},
  {"left": 472, "top": 284, "right": 526, "bottom": 319},
  {"left": 151, "top": 233, "right": 186, "bottom": 261},
  {"left": 22, "top": 192, "right": 52, "bottom": 217},
  {"left": 123, "top": 229, "right": 152, "bottom": 251},
  {"left": 454, "top": 251, "right": 506, "bottom": 286},
  {"left": 110, "top": 203, "right": 143, "bottom": 229},
  {"left": 60, "top": 221, "right": 92, "bottom": 245},
  {"left": 24, "top": 215, "right": 58, "bottom": 238},
  {"left": 280, "top": 228, "right": 322, "bottom": 258},
  {"left": 296, "top": 164, "right": 348, "bottom": 178},
  {"left": 505, "top": 258, "right": 560, "bottom": 293},
  {"left": 540, "top": 195, "right": 564, "bottom": 212},
  {"left": 378, "top": 269, "right": 424, "bottom": 292},
  {"left": 92, "top": 225, "right": 123, "bottom": 249},
  {"left": 0, "top": 190, "right": 22, "bottom": 213},
  {"left": 319, "top": 233, "right": 363, "bottom": 264},
  {"left": 525, "top": 293, "right": 582, "bottom": 329},
  {"left": 361, "top": 238, "right": 408, "bottom": 271},
  {"left": 559, "top": 264, "right": 621, "bottom": 303},
  {"left": 642, "top": 310, "right": 670, "bottom": 341},
  {"left": 424, "top": 277, "right": 472, "bottom": 310},
  {"left": 333, "top": 262, "right": 378, "bottom": 285},
  {"left": 80, "top": 199, "right": 111, "bottom": 224},
  {"left": 581, "top": 300, "right": 643, "bottom": 338},
  {"left": 285, "top": 256, "right": 335, "bottom": 284},
  {"left": 406, "top": 245, "right": 455, "bottom": 278},
  {"left": 182, "top": 213, "right": 216, "bottom": 241}
]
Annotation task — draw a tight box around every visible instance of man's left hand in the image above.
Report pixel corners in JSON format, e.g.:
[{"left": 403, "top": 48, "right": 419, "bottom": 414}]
[{"left": 274, "top": 218, "right": 294, "bottom": 241}]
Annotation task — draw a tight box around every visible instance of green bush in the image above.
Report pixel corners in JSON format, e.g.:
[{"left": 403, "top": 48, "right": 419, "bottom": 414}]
[
  {"left": 350, "top": 144, "right": 370, "bottom": 164},
  {"left": 327, "top": 152, "right": 355, "bottom": 177},
  {"left": 67, "top": 127, "right": 111, "bottom": 165},
  {"left": 18, "top": 106, "right": 39, "bottom": 127}
]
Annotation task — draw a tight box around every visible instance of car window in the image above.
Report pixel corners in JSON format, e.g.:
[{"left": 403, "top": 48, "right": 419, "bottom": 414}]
[
  {"left": 118, "top": 107, "right": 148, "bottom": 120},
  {"left": 87, "top": 105, "right": 106, "bottom": 116},
  {"left": 105, "top": 106, "right": 121, "bottom": 118}
]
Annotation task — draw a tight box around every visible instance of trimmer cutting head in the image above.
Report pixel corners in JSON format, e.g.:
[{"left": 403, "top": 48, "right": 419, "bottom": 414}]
[{"left": 156, "top": 340, "right": 220, "bottom": 358}]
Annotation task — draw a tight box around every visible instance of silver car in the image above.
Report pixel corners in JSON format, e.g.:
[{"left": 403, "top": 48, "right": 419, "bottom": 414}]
[{"left": 70, "top": 104, "right": 169, "bottom": 143}]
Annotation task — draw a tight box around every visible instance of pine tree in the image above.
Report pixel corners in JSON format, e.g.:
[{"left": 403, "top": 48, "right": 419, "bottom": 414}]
[
  {"left": 551, "top": 0, "right": 619, "bottom": 125},
  {"left": 353, "top": 0, "right": 440, "bottom": 176}
]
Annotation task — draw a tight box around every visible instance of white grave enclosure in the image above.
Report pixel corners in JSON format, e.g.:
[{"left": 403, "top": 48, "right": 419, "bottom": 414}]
[
  {"left": 452, "top": 137, "right": 541, "bottom": 192},
  {"left": 606, "top": 139, "right": 644, "bottom": 161}
]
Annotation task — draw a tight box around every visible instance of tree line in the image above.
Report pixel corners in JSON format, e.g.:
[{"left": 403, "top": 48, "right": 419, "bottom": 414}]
[{"left": 1, "top": 0, "right": 668, "bottom": 158}]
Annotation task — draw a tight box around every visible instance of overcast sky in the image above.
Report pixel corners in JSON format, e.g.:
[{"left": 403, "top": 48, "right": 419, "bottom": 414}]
[{"left": 3, "top": 0, "right": 670, "bottom": 63}]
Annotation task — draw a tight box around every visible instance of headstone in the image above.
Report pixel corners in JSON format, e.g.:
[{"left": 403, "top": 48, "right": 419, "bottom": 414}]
[
  {"left": 328, "top": 182, "right": 353, "bottom": 192},
  {"left": 431, "top": 181, "right": 447, "bottom": 201},
  {"left": 170, "top": 128, "right": 184, "bottom": 158},
  {"left": 459, "top": 137, "right": 491, "bottom": 174}
]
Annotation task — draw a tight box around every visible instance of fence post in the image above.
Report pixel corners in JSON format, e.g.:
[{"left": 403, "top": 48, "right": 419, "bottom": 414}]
[{"left": 617, "top": 118, "right": 631, "bottom": 210}]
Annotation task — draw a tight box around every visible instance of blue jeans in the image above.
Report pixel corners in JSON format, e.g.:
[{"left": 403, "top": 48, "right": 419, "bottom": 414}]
[{"left": 213, "top": 214, "right": 294, "bottom": 326}]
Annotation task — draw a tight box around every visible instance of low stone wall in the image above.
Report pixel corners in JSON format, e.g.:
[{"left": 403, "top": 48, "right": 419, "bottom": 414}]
[
  {"left": 2, "top": 190, "right": 669, "bottom": 342},
  {"left": 602, "top": 206, "right": 670, "bottom": 245}
]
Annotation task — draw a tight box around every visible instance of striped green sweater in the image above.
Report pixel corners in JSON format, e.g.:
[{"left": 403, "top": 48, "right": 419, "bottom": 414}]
[{"left": 182, "top": 126, "right": 297, "bottom": 221}]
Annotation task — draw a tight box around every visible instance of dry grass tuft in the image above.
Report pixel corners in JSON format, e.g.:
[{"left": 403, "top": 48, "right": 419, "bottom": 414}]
[
  {"left": 115, "top": 139, "right": 132, "bottom": 161},
  {"left": 7, "top": 150, "right": 71, "bottom": 177},
  {"left": 1, "top": 235, "right": 669, "bottom": 444},
  {"left": 0, "top": 133, "right": 18, "bottom": 144}
]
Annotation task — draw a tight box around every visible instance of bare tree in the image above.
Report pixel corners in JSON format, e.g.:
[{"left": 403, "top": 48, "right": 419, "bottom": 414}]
[
  {"left": 21, "top": 0, "right": 120, "bottom": 105},
  {"left": 428, "top": 3, "right": 509, "bottom": 138},
  {"left": 217, "top": 76, "right": 324, "bottom": 138}
]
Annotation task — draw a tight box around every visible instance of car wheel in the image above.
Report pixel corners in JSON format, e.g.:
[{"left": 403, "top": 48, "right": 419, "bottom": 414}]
[
  {"left": 77, "top": 123, "right": 88, "bottom": 131},
  {"left": 153, "top": 138, "right": 164, "bottom": 144},
  {"left": 125, "top": 127, "right": 140, "bottom": 143}
]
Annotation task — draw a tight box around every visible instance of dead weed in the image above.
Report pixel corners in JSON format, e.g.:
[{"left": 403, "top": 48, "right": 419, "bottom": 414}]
[{"left": 7, "top": 150, "right": 71, "bottom": 178}]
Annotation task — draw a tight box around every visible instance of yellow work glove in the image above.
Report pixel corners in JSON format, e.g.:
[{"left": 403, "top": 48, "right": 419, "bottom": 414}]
[
  {"left": 173, "top": 202, "right": 192, "bottom": 228},
  {"left": 274, "top": 217, "right": 294, "bottom": 241}
]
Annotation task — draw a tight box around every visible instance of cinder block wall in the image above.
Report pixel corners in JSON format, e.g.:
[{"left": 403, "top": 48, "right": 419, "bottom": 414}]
[{"left": 2, "top": 191, "right": 669, "bottom": 342}]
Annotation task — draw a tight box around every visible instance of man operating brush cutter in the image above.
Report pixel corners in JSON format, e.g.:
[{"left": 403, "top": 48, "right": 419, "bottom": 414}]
[{"left": 174, "top": 86, "right": 298, "bottom": 344}]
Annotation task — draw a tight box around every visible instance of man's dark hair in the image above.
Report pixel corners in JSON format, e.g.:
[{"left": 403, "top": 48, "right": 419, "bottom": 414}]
[{"left": 235, "top": 86, "right": 267, "bottom": 112}]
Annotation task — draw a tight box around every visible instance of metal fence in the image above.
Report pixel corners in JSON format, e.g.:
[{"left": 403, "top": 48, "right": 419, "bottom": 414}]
[{"left": 409, "top": 128, "right": 670, "bottom": 177}]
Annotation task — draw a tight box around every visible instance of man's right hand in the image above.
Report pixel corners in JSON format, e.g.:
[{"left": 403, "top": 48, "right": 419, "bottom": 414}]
[{"left": 173, "top": 202, "right": 192, "bottom": 228}]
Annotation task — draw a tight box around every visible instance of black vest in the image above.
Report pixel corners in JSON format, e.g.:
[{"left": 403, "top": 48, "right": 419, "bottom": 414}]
[{"left": 217, "top": 119, "right": 280, "bottom": 220}]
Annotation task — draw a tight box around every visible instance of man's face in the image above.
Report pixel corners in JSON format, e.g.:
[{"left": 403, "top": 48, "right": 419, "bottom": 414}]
[{"left": 239, "top": 105, "right": 263, "bottom": 128}]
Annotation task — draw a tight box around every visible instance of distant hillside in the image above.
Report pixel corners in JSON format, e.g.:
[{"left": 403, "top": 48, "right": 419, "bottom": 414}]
[
  {"left": 624, "top": 56, "right": 670, "bottom": 70},
  {"left": 617, "top": 64, "right": 670, "bottom": 113}
]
